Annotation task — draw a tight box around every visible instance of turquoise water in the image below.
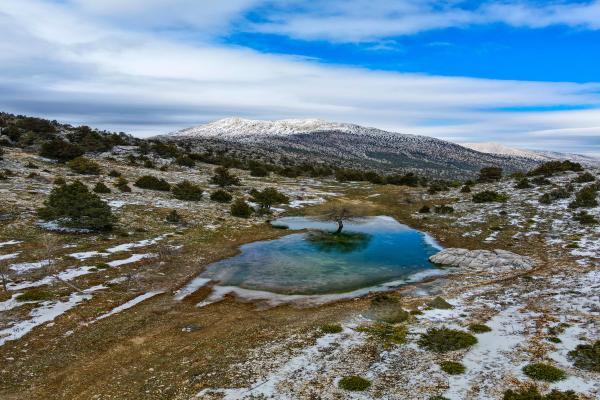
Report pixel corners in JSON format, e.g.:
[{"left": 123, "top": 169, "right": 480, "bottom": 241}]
[{"left": 199, "top": 216, "right": 441, "bottom": 295}]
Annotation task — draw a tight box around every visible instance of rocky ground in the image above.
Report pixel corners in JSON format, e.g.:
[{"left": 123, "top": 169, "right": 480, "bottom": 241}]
[{"left": 0, "top": 146, "right": 598, "bottom": 399}]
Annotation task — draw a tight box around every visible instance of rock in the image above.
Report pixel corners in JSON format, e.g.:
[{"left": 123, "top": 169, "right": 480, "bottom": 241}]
[{"left": 429, "top": 248, "right": 535, "bottom": 273}]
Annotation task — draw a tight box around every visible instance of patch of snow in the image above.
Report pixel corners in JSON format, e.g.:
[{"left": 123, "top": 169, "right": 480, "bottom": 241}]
[
  {"left": 0, "top": 252, "right": 20, "bottom": 261},
  {"left": 93, "top": 291, "right": 163, "bottom": 322},
  {"left": 107, "top": 253, "right": 156, "bottom": 267},
  {"left": 0, "top": 240, "right": 22, "bottom": 248},
  {"left": 10, "top": 259, "right": 52, "bottom": 274},
  {"left": 175, "top": 277, "right": 212, "bottom": 301}
]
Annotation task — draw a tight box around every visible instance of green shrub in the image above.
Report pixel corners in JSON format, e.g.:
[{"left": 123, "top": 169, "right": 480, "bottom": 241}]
[
  {"left": 532, "top": 176, "right": 552, "bottom": 186},
  {"left": 539, "top": 187, "right": 571, "bottom": 204},
  {"left": 250, "top": 187, "right": 289, "bottom": 211},
  {"left": 54, "top": 176, "right": 66, "bottom": 185},
  {"left": 430, "top": 397, "right": 450, "bottom": 400},
  {"left": 25, "top": 161, "right": 38, "bottom": 169},
  {"left": 230, "top": 198, "right": 253, "bottom": 218},
  {"left": 528, "top": 160, "right": 583, "bottom": 176},
  {"left": 210, "top": 189, "right": 233, "bottom": 203},
  {"left": 428, "top": 296, "right": 453, "bottom": 309},
  {"left": 16, "top": 289, "right": 53, "bottom": 302},
  {"left": 468, "top": 323, "right": 492, "bottom": 333},
  {"left": 114, "top": 176, "right": 131, "bottom": 192},
  {"left": 338, "top": 376, "right": 371, "bottom": 391},
  {"left": 439, "top": 361, "right": 465, "bottom": 375},
  {"left": 516, "top": 178, "right": 533, "bottom": 189},
  {"left": 108, "top": 169, "right": 121, "bottom": 177},
  {"left": 93, "top": 182, "right": 111, "bottom": 194},
  {"left": 67, "top": 156, "right": 101, "bottom": 175},
  {"left": 40, "top": 139, "right": 83, "bottom": 162},
  {"left": 172, "top": 180, "right": 203, "bottom": 201},
  {"left": 357, "top": 322, "right": 407, "bottom": 347},
  {"left": 419, "top": 328, "right": 477, "bottom": 352},
  {"left": 38, "top": 180, "right": 116, "bottom": 230},
  {"left": 321, "top": 323, "right": 343, "bottom": 334},
  {"left": 419, "top": 205, "right": 431, "bottom": 213},
  {"left": 434, "top": 205, "right": 454, "bottom": 214},
  {"left": 547, "top": 337, "right": 562, "bottom": 343},
  {"left": 165, "top": 209, "right": 183, "bottom": 224},
  {"left": 522, "top": 363, "right": 566, "bottom": 382},
  {"left": 568, "top": 340, "right": 599, "bottom": 372},
  {"left": 473, "top": 190, "right": 509, "bottom": 203},
  {"left": 250, "top": 164, "right": 269, "bottom": 177},
  {"left": 569, "top": 184, "right": 599, "bottom": 209},
  {"left": 503, "top": 386, "right": 579, "bottom": 400},
  {"left": 210, "top": 166, "right": 240, "bottom": 187},
  {"left": 175, "top": 155, "right": 195, "bottom": 167},
  {"left": 143, "top": 160, "right": 155, "bottom": 169},
  {"left": 95, "top": 262, "right": 110, "bottom": 269},
  {"left": 478, "top": 166, "right": 503, "bottom": 182},
  {"left": 134, "top": 175, "right": 171, "bottom": 191},
  {"left": 428, "top": 182, "right": 449, "bottom": 194},
  {"left": 368, "top": 294, "right": 409, "bottom": 323},
  {"left": 460, "top": 185, "right": 472, "bottom": 193},
  {"left": 572, "top": 211, "right": 597, "bottom": 225},
  {"left": 573, "top": 172, "right": 595, "bottom": 183}
]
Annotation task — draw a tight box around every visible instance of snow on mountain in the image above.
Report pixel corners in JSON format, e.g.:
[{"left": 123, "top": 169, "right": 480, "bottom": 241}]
[
  {"left": 462, "top": 142, "right": 549, "bottom": 161},
  {"left": 169, "top": 117, "right": 372, "bottom": 138}
]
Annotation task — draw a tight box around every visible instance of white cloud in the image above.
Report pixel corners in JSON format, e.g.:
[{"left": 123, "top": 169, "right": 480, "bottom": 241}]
[{"left": 0, "top": 0, "right": 599, "bottom": 156}]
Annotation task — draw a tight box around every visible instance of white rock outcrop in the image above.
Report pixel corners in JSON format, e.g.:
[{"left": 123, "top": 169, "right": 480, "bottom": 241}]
[{"left": 429, "top": 248, "right": 535, "bottom": 273}]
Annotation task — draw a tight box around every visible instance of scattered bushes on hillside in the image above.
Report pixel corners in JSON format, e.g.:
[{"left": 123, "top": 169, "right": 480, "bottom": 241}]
[
  {"left": 522, "top": 363, "right": 566, "bottom": 382},
  {"left": 572, "top": 211, "right": 597, "bottom": 225},
  {"left": 428, "top": 182, "right": 449, "bottom": 195},
  {"left": 338, "top": 376, "right": 371, "bottom": 391},
  {"left": 93, "top": 182, "right": 111, "bottom": 194},
  {"left": 134, "top": 175, "right": 171, "bottom": 191},
  {"left": 171, "top": 180, "right": 203, "bottom": 201},
  {"left": 335, "top": 168, "right": 364, "bottom": 182},
  {"left": 67, "top": 156, "right": 101, "bottom": 175},
  {"left": 386, "top": 172, "right": 420, "bottom": 186},
  {"left": 175, "top": 155, "right": 195, "bottom": 167},
  {"left": 211, "top": 167, "right": 241, "bottom": 187},
  {"left": 418, "top": 328, "right": 477, "bottom": 352},
  {"left": 114, "top": 176, "right": 131, "bottom": 192},
  {"left": 39, "top": 139, "right": 84, "bottom": 162},
  {"left": 478, "top": 166, "right": 503, "bottom": 183},
  {"left": 38, "top": 180, "right": 116, "bottom": 230},
  {"left": 528, "top": 160, "right": 583, "bottom": 176},
  {"left": 516, "top": 178, "right": 533, "bottom": 189},
  {"left": 210, "top": 189, "right": 233, "bottom": 203},
  {"left": 568, "top": 184, "right": 599, "bottom": 209},
  {"left": 532, "top": 176, "right": 552, "bottom": 186},
  {"left": 250, "top": 187, "right": 289, "bottom": 212},
  {"left": 568, "top": 340, "right": 599, "bottom": 372},
  {"left": 473, "top": 190, "right": 509, "bottom": 203},
  {"left": 503, "top": 386, "right": 579, "bottom": 400},
  {"left": 364, "top": 171, "right": 385, "bottom": 184},
  {"left": 573, "top": 172, "right": 596, "bottom": 183},
  {"left": 539, "top": 187, "right": 571, "bottom": 205},
  {"left": 230, "top": 198, "right": 253, "bottom": 218},
  {"left": 249, "top": 163, "right": 269, "bottom": 177}
]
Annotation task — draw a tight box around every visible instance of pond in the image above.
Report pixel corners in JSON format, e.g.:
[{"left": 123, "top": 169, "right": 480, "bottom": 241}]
[{"left": 194, "top": 216, "right": 442, "bottom": 296}]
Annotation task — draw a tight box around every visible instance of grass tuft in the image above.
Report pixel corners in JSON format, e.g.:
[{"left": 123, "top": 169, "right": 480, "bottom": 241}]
[
  {"left": 419, "top": 328, "right": 477, "bottom": 353},
  {"left": 522, "top": 363, "right": 566, "bottom": 382},
  {"left": 439, "top": 361, "right": 466, "bottom": 375},
  {"left": 338, "top": 376, "right": 371, "bottom": 391}
]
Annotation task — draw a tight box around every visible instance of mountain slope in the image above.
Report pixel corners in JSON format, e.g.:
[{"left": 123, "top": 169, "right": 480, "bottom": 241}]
[
  {"left": 165, "top": 118, "right": 541, "bottom": 178},
  {"left": 464, "top": 142, "right": 600, "bottom": 166}
]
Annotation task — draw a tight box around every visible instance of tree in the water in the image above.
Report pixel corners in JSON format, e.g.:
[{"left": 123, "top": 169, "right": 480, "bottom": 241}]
[{"left": 318, "top": 204, "right": 365, "bottom": 234}]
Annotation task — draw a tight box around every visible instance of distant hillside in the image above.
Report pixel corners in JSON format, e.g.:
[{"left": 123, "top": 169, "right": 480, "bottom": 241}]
[{"left": 164, "top": 118, "right": 540, "bottom": 178}]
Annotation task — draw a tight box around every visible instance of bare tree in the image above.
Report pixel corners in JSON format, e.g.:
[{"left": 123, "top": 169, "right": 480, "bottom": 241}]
[
  {"left": 318, "top": 205, "right": 364, "bottom": 234},
  {"left": 40, "top": 234, "right": 81, "bottom": 292}
]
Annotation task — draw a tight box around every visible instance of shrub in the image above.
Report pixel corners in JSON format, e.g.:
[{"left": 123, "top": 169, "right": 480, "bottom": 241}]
[
  {"left": 357, "top": 322, "right": 407, "bottom": 347},
  {"left": 385, "top": 172, "right": 420, "bottom": 186},
  {"left": 368, "top": 293, "right": 409, "bottom": 323},
  {"left": 172, "top": 180, "right": 203, "bottom": 201},
  {"left": 439, "top": 361, "right": 465, "bottom": 375},
  {"left": 250, "top": 165, "right": 269, "bottom": 177},
  {"left": 16, "top": 289, "right": 53, "bottom": 302},
  {"left": 250, "top": 187, "right": 289, "bottom": 211},
  {"left": 95, "top": 262, "right": 110, "bottom": 269},
  {"left": 532, "top": 176, "right": 552, "bottom": 186},
  {"left": 419, "top": 205, "right": 431, "bottom": 213},
  {"left": 573, "top": 172, "right": 595, "bottom": 183},
  {"left": 428, "top": 182, "right": 448, "bottom": 194},
  {"left": 210, "top": 189, "right": 233, "bottom": 203},
  {"left": 428, "top": 296, "right": 453, "bottom": 309},
  {"left": 434, "top": 205, "right": 454, "bottom": 214},
  {"left": 321, "top": 323, "right": 343, "bottom": 334},
  {"left": 568, "top": 340, "right": 599, "bottom": 372},
  {"left": 418, "top": 328, "right": 477, "bottom": 352},
  {"left": 54, "top": 176, "right": 66, "bottom": 185},
  {"left": 165, "top": 209, "right": 183, "bottom": 224},
  {"left": 67, "top": 156, "right": 101, "bottom": 175},
  {"left": 93, "top": 182, "right": 111, "bottom": 194},
  {"left": 175, "top": 155, "right": 195, "bottom": 167},
  {"left": 516, "top": 178, "right": 533, "bottom": 189},
  {"left": 430, "top": 397, "right": 450, "bottom": 400},
  {"left": 573, "top": 211, "right": 597, "bottom": 225},
  {"left": 503, "top": 386, "right": 579, "bottom": 400},
  {"left": 528, "top": 160, "right": 583, "bottom": 176},
  {"left": 38, "top": 180, "right": 116, "bottom": 230},
  {"left": 25, "top": 161, "right": 38, "bottom": 169},
  {"left": 338, "top": 376, "right": 371, "bottom": 391},
  {"left": 522, "top": 363, "right": 566, "bottom": 382},
  {"left": 143, "top": 160, "right": 155, "bottom": 169},
  {"left": 468, "top": 323, "right": 492, "bottom": 333},
  {"left": 568, "top": 184, "right": 599, "bottom": 209},
  {"left": 539, "top": 187, "right": 571, "bottom": 204},
  {"left": 460, "top": 185, "right": 471, "bottom": 193},
  {"left": 114, "top": 176, "right": 131, "bottom": 192},
  {"left": 365, "top": 171, "right": 385, "bottom": 184},
  {"left": 473, "top": 190, "right": 509, "bottom": 203},
  {"left": 547, "top": 337, "right": 562, "bottom": 343},
  {"left": 134, "top": 175, "right": 171, "bottom": 191},
  {"left": 108, "top": 169, "right": 121, "bottom": 177},
  {"left": 40, "top": 139, "right": 84, "bottom": 162},
  {"left": 230, "top": 198, "right": 253, "bottom": 218},
  {"left": 210, "top": 167, "right": 240, "bottom": 187},
  {"left": 478, "top": 166, "right": 503, "bottom": 182}
]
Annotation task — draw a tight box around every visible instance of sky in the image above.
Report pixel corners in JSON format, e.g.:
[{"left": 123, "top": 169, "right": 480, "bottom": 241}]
[{"left": 1, "top": 1, "right": 599, "bottom": 155}]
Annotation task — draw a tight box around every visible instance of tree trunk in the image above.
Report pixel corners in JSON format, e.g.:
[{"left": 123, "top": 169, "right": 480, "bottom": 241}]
[{"left": 335, "top": 219, "right": 343, "bottom": 234}]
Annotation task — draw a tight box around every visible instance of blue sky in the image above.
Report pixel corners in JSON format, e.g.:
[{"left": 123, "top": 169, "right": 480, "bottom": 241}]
[{"left": 1, "top": 0, "right": 599, "bottom": 155}]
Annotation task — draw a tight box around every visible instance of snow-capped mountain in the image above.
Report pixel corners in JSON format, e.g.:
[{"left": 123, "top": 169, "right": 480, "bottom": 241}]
[
  {"left": 464, "top": 142, "right": 600, "bottom": 166},
  {"left": 164, "top": 118, "right": 542, "bottom": 178}
]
